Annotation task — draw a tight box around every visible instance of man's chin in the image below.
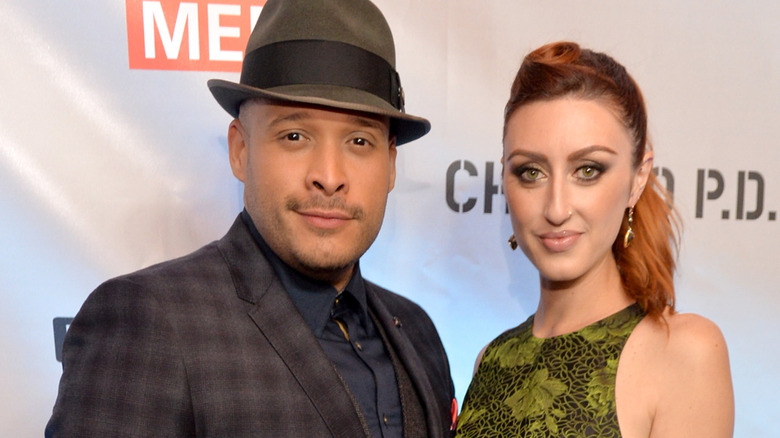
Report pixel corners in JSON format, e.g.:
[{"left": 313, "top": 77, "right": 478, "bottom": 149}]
[{"left": 292, "top": 253, "right": 356, "bottom": 281}]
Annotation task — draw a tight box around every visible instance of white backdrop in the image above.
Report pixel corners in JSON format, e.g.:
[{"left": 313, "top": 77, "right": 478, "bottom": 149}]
[{"left": 1, "top": 1, "right": 777, "bottom": 436}]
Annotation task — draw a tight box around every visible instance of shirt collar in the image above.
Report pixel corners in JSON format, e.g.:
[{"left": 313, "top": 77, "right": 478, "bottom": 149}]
[{"left": 241, "top": 209, "right": 369, "bottom": 336}]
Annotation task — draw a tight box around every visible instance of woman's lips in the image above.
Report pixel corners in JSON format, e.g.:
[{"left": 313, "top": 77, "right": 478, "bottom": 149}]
[{"left": 539, "top": 230, "right": 581, "bottom": 252}]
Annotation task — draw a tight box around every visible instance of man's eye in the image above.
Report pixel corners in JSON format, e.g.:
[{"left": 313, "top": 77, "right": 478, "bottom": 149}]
[
  {"left": 352, "top": 137, "right": 369, "bottom": 146},
  {"left": 285, "top": 132, "right": 302, "bottom": 141}
]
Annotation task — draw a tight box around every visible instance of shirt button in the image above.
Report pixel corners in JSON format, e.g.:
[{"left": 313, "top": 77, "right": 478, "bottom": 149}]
[
  {"left": 354, "top": 341, "right": 363, "bottom": 351},
  {"left": 383, "top": 414, "right": 388, "bottom": 425}
]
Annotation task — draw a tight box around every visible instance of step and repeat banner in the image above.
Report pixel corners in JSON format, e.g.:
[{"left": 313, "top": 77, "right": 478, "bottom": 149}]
[{"left": 1, "top": 0, "right": 777, "bottom": 435}]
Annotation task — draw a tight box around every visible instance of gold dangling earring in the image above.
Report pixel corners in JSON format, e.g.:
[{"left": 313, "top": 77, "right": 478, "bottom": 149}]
[
  {"left": 508, "top": 234, "right": 518, "bottom": 250},
  {"left": 623, "top": 207, "right": 635, "bottom": 248}
]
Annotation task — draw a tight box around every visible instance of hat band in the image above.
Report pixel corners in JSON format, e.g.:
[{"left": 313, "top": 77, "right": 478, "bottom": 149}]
[{"left": 240, "top": 40, "right": 404, "bottom": 111}]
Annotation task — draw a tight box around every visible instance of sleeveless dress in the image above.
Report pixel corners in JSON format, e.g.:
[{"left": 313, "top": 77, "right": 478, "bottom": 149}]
[{"left": 455, "top": 303, "right": 644, "bottom": 438}]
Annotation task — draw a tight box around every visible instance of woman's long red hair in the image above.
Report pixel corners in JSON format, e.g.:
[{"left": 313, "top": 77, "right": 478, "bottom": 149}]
[{"left": 504, "top": 42, "right": 679, "bottom": 319}]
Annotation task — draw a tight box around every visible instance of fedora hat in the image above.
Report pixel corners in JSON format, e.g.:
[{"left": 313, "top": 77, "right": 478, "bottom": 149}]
[{"left": 207, "top": 0, "right": 430, "bottom": 145}]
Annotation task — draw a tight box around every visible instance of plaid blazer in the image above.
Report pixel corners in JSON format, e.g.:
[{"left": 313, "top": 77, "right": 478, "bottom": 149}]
[{"left": 46, "top": 215, "right": 455, "bottom": 437}]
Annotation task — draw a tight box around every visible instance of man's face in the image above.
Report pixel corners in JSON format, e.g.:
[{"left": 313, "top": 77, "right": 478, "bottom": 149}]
[{"left": 228, "top": 100, "right": 397, "bottom": 290}]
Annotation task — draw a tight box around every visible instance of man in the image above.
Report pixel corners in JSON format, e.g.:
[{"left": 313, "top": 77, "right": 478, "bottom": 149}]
[{"left": 45, "top": 0, "right": 455, "bottom": 436}]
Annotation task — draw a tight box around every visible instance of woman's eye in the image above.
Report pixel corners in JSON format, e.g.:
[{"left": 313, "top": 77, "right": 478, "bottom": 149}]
[
  {"left": 510, "top": 164, "right": 544, "bottom": 183},
  {"left": 518, "top": 167, "right": 544, "bottom": 182},
  {"left": 576, "top": 165, "right": 602, "bottom": 180}
]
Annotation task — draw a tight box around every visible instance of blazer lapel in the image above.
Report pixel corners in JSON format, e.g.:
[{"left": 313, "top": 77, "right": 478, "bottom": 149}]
[
  {"left": 367, "top": 289, "right": 443, "bottom": 438},
  {"left": 248, "top": 288, "right": 369, "bottom": 438},
  {"left": 217, "top": 216, "right": 368, "bottom": 438}
]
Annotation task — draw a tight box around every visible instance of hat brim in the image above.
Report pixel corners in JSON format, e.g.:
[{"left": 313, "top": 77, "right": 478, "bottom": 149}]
[{"left": 207, "top": 79, "right": 431, "bottom": 145}]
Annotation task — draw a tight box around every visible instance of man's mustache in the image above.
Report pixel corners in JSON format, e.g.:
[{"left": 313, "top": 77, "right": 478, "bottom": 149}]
[{"left": 286, "top": 196, "right": 365, "bottom": 220}]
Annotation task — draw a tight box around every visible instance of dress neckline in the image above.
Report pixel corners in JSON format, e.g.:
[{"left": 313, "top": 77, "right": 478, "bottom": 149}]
[{"left": 528, "top": 302, "right": 643, "bottom": 340}]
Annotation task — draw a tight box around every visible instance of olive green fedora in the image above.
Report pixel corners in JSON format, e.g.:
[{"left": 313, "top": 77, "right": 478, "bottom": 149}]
[{"left": 207, "top": 0, "right": 430, "bottom": 145}]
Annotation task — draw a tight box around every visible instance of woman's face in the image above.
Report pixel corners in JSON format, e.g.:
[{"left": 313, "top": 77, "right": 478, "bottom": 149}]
[{"left": 502, "top": 97, "right": 651, "bottom": 285}]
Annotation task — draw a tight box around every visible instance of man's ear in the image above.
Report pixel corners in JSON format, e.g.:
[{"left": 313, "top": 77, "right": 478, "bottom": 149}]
[
  {"left": 387, "top": 136, "right": 397, "bottom": 192},
  {"left": 629, "top": 149, "right": 653, "bottom": 206},
  {"left": 227, "top": 118, "right": 248, "bottom": 183}
]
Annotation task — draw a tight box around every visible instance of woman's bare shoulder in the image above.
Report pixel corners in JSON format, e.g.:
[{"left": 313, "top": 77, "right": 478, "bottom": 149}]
[
  {"left": 633, "top": 310, "right": 727, "bottom": 355},
  {"left": 664, "top": 311, "right": 729, "bottom": 358}
]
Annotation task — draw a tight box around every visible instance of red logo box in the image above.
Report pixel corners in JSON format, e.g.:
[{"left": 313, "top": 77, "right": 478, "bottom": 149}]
[{"left": 126, "top": 0, "right": 266, "bottom": 72}]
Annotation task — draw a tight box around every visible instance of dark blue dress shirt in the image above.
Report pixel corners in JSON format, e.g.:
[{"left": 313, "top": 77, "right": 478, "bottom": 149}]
[{"left": 241, "top": 210, "right": 402, "bottom": 438}]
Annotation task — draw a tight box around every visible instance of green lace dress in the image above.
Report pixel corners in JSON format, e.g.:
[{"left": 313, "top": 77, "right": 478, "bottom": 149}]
[{"left": 456, "top": 303, "right": 644, "bottom": 438}]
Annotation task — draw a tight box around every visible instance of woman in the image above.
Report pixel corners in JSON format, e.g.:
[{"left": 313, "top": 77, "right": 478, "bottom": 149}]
[{"left": 455, "top": 42, "right": 734, "bottom": 438}]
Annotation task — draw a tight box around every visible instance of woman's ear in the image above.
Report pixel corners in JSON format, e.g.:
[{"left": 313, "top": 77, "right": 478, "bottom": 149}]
[{"left": 629, "top": 149, "right": 653, "bottom": 206}]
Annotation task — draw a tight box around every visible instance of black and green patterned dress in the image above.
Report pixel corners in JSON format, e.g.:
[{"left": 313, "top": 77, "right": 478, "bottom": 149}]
[{"left": 456, "top": 303, "right": 644, "bottom": 438}]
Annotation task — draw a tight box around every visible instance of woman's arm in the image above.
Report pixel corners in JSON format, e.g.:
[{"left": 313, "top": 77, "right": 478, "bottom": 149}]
[{"left": 650, "top": 313, "right": 734, "bottom": 438}]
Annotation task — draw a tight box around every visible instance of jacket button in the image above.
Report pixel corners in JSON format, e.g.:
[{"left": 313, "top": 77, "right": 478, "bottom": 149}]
[{"left": 393, "top": 316, "right": 402, "bottom": 327}]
